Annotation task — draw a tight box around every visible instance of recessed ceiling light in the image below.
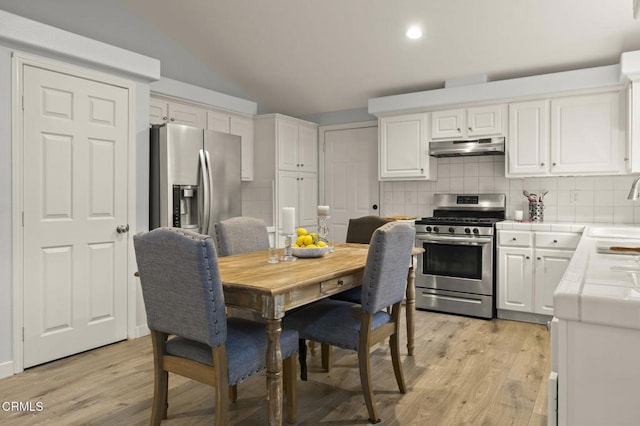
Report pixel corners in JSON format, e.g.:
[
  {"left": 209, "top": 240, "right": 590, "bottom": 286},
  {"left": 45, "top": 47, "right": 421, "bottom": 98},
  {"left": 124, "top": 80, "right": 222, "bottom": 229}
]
[{"left": 406, "top": 26, "right": 423, "bottom": 40}]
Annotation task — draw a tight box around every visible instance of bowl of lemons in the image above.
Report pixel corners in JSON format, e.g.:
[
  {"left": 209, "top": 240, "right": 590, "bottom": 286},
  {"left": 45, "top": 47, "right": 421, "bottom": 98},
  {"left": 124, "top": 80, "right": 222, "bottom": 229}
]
[{"left": 291, "top": 227, "right": 329, "bottom": 258}]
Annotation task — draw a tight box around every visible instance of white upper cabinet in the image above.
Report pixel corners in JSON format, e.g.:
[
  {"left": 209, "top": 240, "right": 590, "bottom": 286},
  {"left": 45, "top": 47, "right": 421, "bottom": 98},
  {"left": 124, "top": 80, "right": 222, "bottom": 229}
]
[
  {"left": 508, "top": 100, "right": 550, "bottom": 176},
  {"left": 276, "top": 119, "right": 317, "bottom": 173},
  {"left": 150, "top": 98, "right": 206, "bottom": 128},
  {"left": 550, "top": 92, "right": 624, "bottom": 175},
  {"left": 431, "top": 104, "right": 505, "bottom": 140},
  {"left": 379, "top": 113, "right": 437, "bottom": 180},
  {"left": 507, "top": 91, "right": 626, "bottom": 177}
]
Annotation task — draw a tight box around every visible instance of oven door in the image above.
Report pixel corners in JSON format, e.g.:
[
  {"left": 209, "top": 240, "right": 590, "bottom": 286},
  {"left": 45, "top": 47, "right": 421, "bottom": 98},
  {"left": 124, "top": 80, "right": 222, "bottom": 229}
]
[{"left": 415, "top": 233, "right": 493, "bottom": 296}]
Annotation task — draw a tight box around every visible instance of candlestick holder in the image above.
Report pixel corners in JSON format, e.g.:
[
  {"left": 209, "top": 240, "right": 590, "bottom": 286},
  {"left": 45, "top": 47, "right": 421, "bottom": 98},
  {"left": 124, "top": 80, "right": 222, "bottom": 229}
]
[
  {"left": 282, "top": 234, "right": 297, "bottom": 262},
  {"left": 318, "top": 214, "right": 333, "bottom": 253}
]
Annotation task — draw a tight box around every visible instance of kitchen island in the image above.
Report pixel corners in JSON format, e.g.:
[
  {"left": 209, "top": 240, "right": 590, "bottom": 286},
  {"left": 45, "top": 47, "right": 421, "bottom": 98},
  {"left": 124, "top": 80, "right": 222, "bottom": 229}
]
[{"left": 551, "top": 225, "right": 640, "bottom": 426}]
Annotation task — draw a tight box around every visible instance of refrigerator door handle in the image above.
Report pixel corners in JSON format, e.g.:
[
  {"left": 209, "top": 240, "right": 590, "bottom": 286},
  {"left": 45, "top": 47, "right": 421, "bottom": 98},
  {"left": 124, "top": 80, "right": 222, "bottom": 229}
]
[
  {"left": 199, "top": 149, "right": 211, "bottom": 235},
  {"left": 204, "top": 149, "right": 215, "bottom": 235}
]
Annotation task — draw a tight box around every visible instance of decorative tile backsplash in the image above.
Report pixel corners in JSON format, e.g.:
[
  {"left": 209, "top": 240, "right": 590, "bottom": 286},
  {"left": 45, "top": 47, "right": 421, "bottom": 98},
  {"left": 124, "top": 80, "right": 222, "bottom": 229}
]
[{"left": 380, "top": 156, "right": 640, "bottom": 224}]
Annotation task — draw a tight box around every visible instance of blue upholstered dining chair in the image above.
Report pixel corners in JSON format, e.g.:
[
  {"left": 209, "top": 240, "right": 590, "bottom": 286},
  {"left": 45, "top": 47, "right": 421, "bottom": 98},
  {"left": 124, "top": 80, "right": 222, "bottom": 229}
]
[
  {"left": 285, "top": 222, "right": 415, "bottom": 424},
  {"left": 215, "top": 216, "right": 270, "bottom": 256},
  {"left": 134, "top": 227, "right": 299, "bottom": 425}
]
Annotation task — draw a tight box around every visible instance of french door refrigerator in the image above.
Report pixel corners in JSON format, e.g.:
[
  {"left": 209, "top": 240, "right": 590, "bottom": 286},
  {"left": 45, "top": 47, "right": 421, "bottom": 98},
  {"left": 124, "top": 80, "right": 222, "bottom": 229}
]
[{"left": 149, "top": 123, "right": 241, "bottom": 236}]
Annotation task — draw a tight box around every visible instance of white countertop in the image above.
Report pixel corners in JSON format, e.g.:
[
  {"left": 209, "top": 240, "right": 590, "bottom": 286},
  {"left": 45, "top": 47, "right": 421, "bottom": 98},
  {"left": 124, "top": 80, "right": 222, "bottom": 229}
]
[
  {"left": 497, "top": 220, "right": 587, "bottom": 233},
  {"left": 554, "top": 224, "right": 640, "bottom": 329}
]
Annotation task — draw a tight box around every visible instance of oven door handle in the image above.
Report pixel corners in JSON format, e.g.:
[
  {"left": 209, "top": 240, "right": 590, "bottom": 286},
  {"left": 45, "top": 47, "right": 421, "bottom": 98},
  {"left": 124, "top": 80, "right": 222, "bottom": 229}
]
[{"left": 416, "top": 235, "right": 492, "bottom": 245}]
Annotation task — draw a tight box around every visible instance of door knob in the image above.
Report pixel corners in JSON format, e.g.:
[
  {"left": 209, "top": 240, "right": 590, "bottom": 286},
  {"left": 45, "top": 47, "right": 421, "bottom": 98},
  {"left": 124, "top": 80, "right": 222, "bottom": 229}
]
[
  {"left": 116, "top": 224, "right": 129, "bottom": 234},
  {"left": 372, "top": 204, "right": 378, "bottom": 210}
]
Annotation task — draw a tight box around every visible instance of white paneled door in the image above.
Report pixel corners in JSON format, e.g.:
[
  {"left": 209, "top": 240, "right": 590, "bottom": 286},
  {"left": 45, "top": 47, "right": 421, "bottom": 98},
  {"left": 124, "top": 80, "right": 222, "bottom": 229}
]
[
  {"left": 22, "top": 64, "right": 129, "bottom": 368},
  {"left": 324, "top": 126, "right": 379, "bottom": 243}
]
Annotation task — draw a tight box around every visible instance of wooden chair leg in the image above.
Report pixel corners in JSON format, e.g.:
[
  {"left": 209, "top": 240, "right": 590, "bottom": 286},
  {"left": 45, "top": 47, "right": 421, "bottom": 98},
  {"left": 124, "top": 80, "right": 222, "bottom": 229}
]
[
  {"left": 213, "top": 347, "right": 230, "bottom": 425},
  {"left": 283, "top": 355, "right": 297, "bottom": 424},
  {"left": 358, "top": 348, "right": 380, "bottom": 424},
  {"left": 390, "top": 330, "right": 407, "bottom": 394},
  {"left": 150, "top": 331, "right": 169, "bottom": 424},
  {"left": 298, "top": 338, "right": 307, "bottom": 381},
  {"left": 228, "top": 385, "right": 238, "bottom": 402},
  {"left": 321, "top": 343, "right": 332, "bottom": 372}
]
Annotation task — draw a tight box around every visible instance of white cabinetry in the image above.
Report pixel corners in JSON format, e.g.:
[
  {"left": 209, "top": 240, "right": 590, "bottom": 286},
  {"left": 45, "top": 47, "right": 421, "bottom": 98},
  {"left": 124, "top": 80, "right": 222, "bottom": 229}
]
[
  {"left": 498, "top": 230, "right": 579, "bottom": 320},
  {"left": 507, "top": 91, "right": 626, "bottom": 176},
  {"left": 149, "top": 97, "right": 206, "bottom": 128},
  {"left": 430, "top": 104, "right": 505, "bottom": 140},
  {"left": 378, "top": 113, "right": 437, "bottom": 180},
  {"left": 207, "top": 110, "right": 255, "bottom": 181},
  {"left": 254, "top": 114, "right": 318, "bottom": 242},
  {"left": 550, "top": 92, "right": 624, "bottom": 174},
  {"left": 507, "top": 100, "right": 550, "bottom": 176}
]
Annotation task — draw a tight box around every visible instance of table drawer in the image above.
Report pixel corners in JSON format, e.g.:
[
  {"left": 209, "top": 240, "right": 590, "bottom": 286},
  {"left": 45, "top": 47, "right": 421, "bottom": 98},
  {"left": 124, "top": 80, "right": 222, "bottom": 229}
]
[
  {"left": 320, "top": 272, "right": 362, "bottom": 296},
  {"left": 535, "top": 232, "right": 580, "bottom": 249},
  {"left": 498, "top": 231, "right": 533, "bottom": 247}
]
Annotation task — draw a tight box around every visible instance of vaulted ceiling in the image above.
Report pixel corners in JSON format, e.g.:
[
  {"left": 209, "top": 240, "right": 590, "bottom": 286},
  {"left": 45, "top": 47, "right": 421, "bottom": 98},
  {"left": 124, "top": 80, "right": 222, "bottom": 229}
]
[{"left": 2, "top": 0, "right": 640, "bottom": 117}]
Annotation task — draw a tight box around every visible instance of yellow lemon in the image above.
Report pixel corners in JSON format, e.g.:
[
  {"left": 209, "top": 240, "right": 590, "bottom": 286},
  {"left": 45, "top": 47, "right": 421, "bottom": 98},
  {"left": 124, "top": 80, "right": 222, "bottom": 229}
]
[
  {"left": 317, "top": 241, "right": 327, "bottom": 247},
  {"left": 292, "top": 243, "right": 299, "bottom": 248},
  {"left": 306, "top": 244, "right": 317, "bottom": 248},
  {"left": 310, "top": 232, "right": 319, "bottom": 243},
  {"left": 297, "top": 227, "right": 308, "bottom": 236},
  {"left": 303, "top": 235, "right": 313, "bottom": 246},
  {"left": 296, "top": 235, "right": 306, "bottom": 246}
]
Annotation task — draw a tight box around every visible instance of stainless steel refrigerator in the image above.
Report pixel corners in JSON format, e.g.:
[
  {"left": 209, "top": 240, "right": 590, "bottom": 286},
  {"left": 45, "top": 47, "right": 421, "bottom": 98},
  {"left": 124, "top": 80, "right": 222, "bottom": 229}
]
[{"left": 149, "top": 123, "right": 242, "bottom": 236}]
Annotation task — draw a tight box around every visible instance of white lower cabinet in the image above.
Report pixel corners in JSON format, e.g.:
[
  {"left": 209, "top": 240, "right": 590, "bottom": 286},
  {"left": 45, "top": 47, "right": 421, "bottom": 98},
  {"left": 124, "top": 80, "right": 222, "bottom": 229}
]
[{"left": 498, "top": 230, "right": 579, "bottom": 319}]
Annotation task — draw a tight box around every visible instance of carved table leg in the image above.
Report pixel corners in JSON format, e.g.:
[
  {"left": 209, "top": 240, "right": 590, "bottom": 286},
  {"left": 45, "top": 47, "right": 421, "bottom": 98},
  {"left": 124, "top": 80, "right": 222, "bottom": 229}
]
[
  {"left": 266, "top": 318, "right": 283, "bottom": 426},
  {"left": 406, "top": 259, "right": 416, "bottom": 356}
]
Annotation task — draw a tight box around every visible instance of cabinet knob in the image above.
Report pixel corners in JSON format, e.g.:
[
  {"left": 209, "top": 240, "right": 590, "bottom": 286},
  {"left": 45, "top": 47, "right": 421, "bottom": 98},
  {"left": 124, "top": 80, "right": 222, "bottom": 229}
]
[
  {"left": 553, "top": 240, "right": 558, "bottom": 243},
  {"left": 537, "top": 257, "right": 541, "bottom": 260},
  {"left": 162, "top": 116, "right": 168, "bottom": 121},
  {"left": 170, "top": 117, "right": 175, "bottom": 122},
  {"left": 512, "top": 237, "right": 517, "bottom": 241},
  {"left": 468, "top": 127, "right": 472, "bottom": 132},
  {"left": 540, "top": 162, "right": 545, "bottom": 167},
  {"left": 552, "top": 162, "right": 556, "bottom": 166},
  {"left": 526, "top": 256, "right": 530, "bottom": 259},
  {"left": 457, "top": 128, "right": 461, "bottom": 132}
]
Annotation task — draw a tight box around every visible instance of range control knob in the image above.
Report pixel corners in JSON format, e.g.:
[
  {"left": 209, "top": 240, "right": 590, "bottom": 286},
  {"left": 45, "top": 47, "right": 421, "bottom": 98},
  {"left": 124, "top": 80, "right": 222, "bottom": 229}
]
[
  {"left": 464, "top": 228, "right": 471, "bottom": 234},
  {"left": 473, "top": 228, "right": 479, "bottom": 234},
  {"left": 425, "top": 226, "right": 432, "bottom": 232},
  {"left": 448, "top": 227, "right": 455, "bottom": 234},
  {"left": 433, "top": 227, "right": 439, "bottom": 233}
]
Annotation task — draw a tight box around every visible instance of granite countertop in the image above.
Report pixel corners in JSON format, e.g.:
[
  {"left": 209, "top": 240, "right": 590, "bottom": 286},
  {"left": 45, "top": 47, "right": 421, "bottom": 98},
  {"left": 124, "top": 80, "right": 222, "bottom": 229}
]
[{"left": 554, "top": 225, "right": 640, "bottom": 329}]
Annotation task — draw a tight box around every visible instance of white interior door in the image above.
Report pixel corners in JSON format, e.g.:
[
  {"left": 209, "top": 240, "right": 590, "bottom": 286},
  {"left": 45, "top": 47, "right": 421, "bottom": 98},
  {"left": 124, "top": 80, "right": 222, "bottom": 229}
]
[
  {"left": 323, "top": 126, "right": 379, "bottom": 243},
  {"left": 22, "top": 64, "right": 129, "bottom": 368}
]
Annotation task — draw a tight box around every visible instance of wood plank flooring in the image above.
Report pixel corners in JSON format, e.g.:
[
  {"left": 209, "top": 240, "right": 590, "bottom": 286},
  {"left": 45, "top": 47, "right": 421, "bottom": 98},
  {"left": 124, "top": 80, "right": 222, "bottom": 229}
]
[{"left": 0, "top": 310, "right": 549, "bottom": 425}]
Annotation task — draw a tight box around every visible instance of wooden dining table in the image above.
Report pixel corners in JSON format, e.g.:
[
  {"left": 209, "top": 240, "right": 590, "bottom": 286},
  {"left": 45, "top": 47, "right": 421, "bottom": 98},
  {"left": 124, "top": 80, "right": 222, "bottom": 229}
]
[{"left": 217, "top": 242, "right": 423, "bottom": 426}]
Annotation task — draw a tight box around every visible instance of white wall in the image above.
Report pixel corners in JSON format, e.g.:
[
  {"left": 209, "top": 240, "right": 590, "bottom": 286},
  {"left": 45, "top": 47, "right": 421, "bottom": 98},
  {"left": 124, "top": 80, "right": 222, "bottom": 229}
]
[
  {"left": 381, "top": 156, "right": 640, "bottom": 224},
  {"left": 0, "top": 45, "right": 13, "bottom": 367}
]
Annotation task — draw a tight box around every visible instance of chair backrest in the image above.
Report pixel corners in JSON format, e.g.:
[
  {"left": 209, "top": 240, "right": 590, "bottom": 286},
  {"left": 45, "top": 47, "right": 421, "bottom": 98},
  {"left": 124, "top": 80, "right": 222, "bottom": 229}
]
[
  {"left": 360, "top": 222, "right": 415, "bottom": 314},
  {"left": 345, "top": 216, "right": 393, "bottom": 244},
  {"left": 133, "top": 227, "right": 227, "bottom": 347},
  {"left": 215, "top": 216, "right": 270, "bottom": 256}
]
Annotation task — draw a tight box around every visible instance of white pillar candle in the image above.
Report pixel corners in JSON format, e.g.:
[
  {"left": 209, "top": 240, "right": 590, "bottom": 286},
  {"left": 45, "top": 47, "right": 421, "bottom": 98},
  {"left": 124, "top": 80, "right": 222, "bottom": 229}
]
[
  {"left": 282, "top": 207, "right": 296, "bottom": 235},
  {"left": 317, "top": 205, "right": 330, "bottom": 216},
  {"left": 514, "top": 210, "right": 524, "bottom": 221}
]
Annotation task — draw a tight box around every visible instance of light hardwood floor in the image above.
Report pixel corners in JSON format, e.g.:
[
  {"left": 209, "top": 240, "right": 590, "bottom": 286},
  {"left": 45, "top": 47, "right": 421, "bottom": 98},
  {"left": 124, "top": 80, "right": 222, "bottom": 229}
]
[{"left": 0, "top": 310, "right": 549, "bottom": 425}]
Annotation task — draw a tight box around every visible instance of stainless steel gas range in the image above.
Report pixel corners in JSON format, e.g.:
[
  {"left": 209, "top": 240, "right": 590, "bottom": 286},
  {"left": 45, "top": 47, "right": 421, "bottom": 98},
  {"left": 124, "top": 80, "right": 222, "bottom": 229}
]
[{"left": 414, "top": 194, "right": 506, "bottom": 319}]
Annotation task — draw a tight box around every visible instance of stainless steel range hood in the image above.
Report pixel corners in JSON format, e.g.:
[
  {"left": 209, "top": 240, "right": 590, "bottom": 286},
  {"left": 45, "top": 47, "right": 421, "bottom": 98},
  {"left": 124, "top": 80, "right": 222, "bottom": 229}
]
[{"left": 429, "top": 137, "right": 505, "bottom": 157}]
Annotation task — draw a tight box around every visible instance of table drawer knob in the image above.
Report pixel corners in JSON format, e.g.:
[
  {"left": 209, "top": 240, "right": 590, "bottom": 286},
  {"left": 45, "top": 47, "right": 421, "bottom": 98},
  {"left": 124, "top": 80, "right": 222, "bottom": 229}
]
[{"left": 337, "top": 279, "right": 344, "bottom": 286}]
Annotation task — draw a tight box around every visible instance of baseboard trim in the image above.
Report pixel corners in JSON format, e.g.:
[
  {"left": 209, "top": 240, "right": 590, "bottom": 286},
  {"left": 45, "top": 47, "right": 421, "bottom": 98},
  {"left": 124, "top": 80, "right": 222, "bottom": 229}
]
[
  {"left": 497, "top": 309, "right": 552, "bottom": 325},
  {"left": 134, "top": 324, "right": 150, "bottom": 339},
  {"left": 0, "top": 360, "right": 15, "bottom": 379}
]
